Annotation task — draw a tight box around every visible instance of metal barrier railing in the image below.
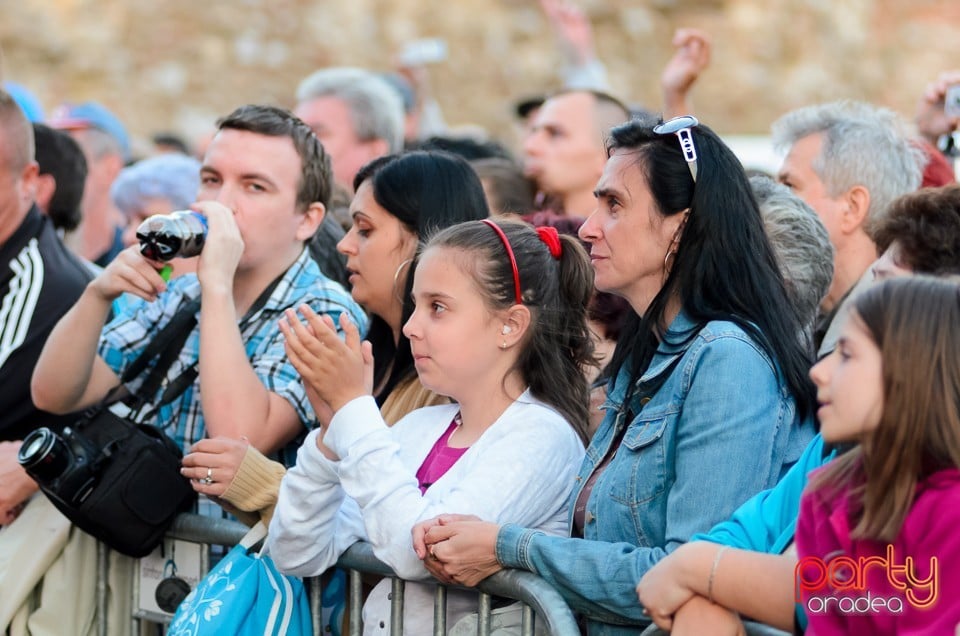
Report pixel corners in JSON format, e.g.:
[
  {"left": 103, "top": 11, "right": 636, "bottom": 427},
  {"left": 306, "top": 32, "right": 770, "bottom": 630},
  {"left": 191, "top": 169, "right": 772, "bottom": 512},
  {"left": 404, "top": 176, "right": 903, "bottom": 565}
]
[{"left": 119, "top": 513, "right": 581, "bottom": 636}]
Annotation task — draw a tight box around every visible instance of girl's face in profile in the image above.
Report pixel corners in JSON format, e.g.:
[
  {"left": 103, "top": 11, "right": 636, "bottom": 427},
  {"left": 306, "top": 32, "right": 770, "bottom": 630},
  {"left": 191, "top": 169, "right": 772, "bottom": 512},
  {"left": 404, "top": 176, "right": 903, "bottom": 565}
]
[
  {"left": 402, "top": 247, "right": 509, "bottom": 402},
  {"left": 809, "top": 312, "right": 884, "bottom": 443}
]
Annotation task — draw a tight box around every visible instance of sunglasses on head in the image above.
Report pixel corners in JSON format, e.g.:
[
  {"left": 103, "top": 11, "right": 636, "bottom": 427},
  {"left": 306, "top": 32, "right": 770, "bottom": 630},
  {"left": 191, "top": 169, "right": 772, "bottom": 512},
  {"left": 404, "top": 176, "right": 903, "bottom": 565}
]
[{"left": 653, "top": 115, "right": 699, "bottom": 183}]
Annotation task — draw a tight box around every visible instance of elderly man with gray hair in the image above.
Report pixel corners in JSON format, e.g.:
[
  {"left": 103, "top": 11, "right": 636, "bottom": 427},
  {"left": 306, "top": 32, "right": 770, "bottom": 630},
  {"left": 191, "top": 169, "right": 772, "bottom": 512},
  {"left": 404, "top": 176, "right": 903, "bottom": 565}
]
[
  {"left": 294, "top": 67, "right": 404, "bottom": 191},
  {"left": 772, "top": 100, "right": 925, "bottom": 356}
]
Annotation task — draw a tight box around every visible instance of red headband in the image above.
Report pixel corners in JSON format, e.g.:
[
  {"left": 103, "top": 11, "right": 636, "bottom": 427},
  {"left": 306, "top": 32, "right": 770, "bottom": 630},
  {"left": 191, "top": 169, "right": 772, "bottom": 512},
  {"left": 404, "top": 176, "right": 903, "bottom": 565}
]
[
  {"left": 535, "top": 226, "right": 562, "bottom": 259},
  {"left": 481, "top": 219, "right": 523, "bottom": 305}
]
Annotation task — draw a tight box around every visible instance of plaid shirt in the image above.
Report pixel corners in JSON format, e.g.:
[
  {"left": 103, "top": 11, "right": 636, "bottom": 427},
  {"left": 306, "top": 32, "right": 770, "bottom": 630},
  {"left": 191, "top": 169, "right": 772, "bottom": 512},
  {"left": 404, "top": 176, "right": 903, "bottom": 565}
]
[{"left": 99, "top": 249, "right": 366, "bottom": 469}]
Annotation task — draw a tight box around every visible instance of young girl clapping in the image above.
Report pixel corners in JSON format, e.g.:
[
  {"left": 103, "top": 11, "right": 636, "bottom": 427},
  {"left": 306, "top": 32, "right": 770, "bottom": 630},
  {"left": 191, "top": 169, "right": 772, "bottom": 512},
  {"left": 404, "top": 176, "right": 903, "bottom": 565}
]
[{"left": 269, "top": 219, "right": 594, "bottom": 633}]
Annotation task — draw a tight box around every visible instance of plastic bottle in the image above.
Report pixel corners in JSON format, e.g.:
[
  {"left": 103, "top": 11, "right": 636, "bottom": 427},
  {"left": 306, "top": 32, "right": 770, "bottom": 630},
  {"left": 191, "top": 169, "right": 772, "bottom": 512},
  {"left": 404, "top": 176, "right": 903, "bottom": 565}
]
[{"left": 136, "top": 211, "right": 207, "bottom": 261}]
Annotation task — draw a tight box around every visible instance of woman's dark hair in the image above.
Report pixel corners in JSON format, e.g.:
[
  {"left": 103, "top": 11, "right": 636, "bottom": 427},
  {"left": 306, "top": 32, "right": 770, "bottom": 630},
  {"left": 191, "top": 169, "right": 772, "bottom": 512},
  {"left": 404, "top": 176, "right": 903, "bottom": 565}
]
[
  {"left": 606, "top": 119, "right": 817, "bottom": 419},
  {"left": 424, "top": 219, "right": 596, "bottom": 443},
  {"left": 353, "top": 150, "right": 490, "bottom": 403}
]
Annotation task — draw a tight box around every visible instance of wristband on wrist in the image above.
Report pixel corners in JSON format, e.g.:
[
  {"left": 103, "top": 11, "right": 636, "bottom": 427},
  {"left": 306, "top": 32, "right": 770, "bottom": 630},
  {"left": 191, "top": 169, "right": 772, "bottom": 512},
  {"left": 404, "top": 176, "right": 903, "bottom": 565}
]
[{"left": 707, "top": 545, "right": 730, "bottom": 604}]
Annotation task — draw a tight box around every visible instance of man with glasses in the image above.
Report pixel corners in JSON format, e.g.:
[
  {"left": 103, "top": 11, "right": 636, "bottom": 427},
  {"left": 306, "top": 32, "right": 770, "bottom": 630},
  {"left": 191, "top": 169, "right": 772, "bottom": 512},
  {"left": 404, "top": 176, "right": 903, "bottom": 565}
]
[{"left": 772, "top": 101, "right": 925, "bottom": 356}]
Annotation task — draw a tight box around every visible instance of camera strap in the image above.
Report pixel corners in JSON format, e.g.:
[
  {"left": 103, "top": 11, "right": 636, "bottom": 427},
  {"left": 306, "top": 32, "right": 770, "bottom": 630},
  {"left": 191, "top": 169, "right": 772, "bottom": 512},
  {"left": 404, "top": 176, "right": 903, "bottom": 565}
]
[
  {"left": 130, "top": 271, "right": 286, "bottom": 421},
  {"left": 122, "top": 297, "right": 202, "bottom": 386}
]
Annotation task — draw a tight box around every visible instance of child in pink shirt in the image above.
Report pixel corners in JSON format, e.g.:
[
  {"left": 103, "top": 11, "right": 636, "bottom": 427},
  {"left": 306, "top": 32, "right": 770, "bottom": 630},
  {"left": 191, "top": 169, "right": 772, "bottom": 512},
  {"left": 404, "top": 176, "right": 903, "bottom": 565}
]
[{"left": 796, "top": 276, "right": 960, "bottom": 634}]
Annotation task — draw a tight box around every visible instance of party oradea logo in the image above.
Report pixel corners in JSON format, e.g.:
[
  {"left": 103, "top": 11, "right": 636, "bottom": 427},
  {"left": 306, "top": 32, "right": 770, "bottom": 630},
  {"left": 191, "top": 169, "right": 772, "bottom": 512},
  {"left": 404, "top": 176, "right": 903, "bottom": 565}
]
[{"left": 795, "top": 546, "right": 938, "bottom": 615}]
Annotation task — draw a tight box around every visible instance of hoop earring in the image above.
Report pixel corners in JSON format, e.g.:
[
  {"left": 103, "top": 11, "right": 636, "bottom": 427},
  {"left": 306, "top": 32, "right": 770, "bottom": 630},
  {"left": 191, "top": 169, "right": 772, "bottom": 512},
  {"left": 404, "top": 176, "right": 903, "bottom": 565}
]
[
  {"left": 393, "top": 258, "right": 413, "bottom": 303},
  {"left": 662, "top": 209, "right": 689, "bottom": 276},
  {"left": 663, "top": 249, "right": 676, "bottom": 274}
]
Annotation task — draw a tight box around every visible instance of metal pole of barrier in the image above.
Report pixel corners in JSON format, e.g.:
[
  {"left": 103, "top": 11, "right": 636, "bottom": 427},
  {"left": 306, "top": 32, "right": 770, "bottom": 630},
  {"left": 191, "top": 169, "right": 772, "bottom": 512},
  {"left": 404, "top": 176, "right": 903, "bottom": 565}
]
[
  {"left": 309, "top": 576, "right": 324, "bottom": 636},
  {"left": 166, "top": 513, "right": 249, "bottom": 545},
  {"left": 337, "top": 542, "right": 582, "bottom": 636},
  {"left": 521, "top": 604, "right": 535, "bottom": 636},
  {"left": 433, "top": 585, "right": 447, "bottom": 636},
  {"left": 477, "top": 569, "right": 579, "bottom": 636},
  {"left": 97, "top": 540, "right": 108, "bottom": 636},
  {"left": 349, "top": 569, "right": 363, "bottom": 634},
  {"left": 131, "top": 554, "right": 142, "bottom": 636},
  {"left": 390, "top": 577, "right": 405, "bottom": 635},
  {"left": 477, "top": 592, "right": 492, "bottom": 636}
]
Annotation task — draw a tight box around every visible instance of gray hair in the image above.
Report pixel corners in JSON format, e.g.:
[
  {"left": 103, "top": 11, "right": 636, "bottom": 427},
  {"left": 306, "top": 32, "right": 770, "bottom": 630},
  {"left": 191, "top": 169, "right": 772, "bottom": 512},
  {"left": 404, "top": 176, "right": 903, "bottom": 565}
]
[
  {"left": 771, "top": 100, "right": 925, "bottom": 234},
  {"left": 296, "top": 67, "right": 404, "bottom": 153},
  {"left": 110, "top": 154, "right": 201, "bottom": 217},
  {"left": 752, "top": 175, "right": 834, "bottom": 339}
]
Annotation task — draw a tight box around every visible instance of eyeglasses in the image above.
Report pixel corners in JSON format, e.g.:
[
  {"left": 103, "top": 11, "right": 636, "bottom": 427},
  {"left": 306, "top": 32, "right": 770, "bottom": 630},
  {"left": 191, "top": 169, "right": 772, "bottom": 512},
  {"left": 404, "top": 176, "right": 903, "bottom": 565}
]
[{"left": 653, "top": 115, "right": 700, "bottom": 183}]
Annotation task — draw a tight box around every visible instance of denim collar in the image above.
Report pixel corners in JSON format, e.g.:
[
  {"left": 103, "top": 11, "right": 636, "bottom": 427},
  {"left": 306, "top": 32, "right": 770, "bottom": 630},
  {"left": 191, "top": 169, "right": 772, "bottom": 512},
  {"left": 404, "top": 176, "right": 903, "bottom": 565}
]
[
  {"left": 604, "top": 309, "right": 700, "bottom": 408},
  {"left": 638, "top": 309, "right": 699, "bottom": 383}
]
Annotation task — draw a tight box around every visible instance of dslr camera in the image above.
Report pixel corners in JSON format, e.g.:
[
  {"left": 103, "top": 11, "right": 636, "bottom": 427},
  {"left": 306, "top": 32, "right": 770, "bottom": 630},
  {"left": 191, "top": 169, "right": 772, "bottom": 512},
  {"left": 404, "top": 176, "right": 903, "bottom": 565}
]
[{"left": 18, "top": 426, "right": 102, "bottom": 506}]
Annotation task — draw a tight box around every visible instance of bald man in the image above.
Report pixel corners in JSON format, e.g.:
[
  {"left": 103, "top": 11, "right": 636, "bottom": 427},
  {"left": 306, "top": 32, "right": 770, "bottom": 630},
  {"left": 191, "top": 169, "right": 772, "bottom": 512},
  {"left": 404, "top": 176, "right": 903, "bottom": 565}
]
[
  {"left": 0, "top": 90, "right": 91, "bottom": 522},
  {"left": 522, "top": 90, "right": 631, "bottom": 217}
]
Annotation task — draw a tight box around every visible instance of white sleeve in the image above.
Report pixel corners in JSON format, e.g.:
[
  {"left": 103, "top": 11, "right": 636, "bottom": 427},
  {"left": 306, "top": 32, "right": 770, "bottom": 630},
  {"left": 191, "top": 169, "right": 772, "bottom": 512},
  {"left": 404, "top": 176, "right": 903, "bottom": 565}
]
[
  {"left": 324, "top": 399, "right": 584, "bottom": 580},
  {"left": 266, "top": 428, "right": 366, "bottom": 577}
]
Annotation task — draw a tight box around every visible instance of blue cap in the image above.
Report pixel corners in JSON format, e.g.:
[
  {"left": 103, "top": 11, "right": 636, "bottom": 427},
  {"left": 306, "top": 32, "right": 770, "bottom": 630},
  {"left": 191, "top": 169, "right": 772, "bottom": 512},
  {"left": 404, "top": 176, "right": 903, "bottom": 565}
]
[
  {"left": 49, "top": 101, "right": 131, "bottom": 161},
  {"left": 4, "top": 82, "right": 45, "bottom": 122}
]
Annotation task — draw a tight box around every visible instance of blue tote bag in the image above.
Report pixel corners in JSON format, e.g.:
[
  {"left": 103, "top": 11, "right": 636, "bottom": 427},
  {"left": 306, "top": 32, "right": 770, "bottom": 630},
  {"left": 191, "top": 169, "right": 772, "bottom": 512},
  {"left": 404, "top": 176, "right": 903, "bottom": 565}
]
[{"left": 168, "top": 521, "right": 311, "bottom": 635}]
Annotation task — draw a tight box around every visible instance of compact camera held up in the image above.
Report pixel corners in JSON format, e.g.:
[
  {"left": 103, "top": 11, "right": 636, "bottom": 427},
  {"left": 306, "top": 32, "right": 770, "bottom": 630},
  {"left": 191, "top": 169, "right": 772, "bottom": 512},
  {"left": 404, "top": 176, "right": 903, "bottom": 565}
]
[{"left": 136, "top": 210, "right": 207, "bottom": 261}]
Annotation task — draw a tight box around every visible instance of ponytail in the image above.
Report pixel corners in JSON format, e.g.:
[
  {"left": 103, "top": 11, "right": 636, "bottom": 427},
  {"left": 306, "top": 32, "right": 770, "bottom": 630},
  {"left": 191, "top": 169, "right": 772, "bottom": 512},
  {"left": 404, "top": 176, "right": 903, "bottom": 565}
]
[{"left": 425, "top": 220, "right": 596, "bottom": 443}]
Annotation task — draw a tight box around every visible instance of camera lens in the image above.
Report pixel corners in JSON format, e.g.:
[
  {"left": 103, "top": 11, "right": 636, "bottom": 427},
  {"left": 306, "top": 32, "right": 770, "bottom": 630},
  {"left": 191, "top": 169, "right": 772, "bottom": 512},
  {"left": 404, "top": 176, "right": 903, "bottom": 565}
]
[{"left": 18, "top": 428, "right": 72, "bottom": 483}]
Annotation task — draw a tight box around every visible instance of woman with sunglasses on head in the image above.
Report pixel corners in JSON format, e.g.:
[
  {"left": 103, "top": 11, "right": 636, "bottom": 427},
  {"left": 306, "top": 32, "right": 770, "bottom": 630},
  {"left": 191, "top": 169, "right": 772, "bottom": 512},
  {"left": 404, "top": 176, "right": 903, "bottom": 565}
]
[{"left": 413, "top": 116, "right": 817, "bottom": 633}]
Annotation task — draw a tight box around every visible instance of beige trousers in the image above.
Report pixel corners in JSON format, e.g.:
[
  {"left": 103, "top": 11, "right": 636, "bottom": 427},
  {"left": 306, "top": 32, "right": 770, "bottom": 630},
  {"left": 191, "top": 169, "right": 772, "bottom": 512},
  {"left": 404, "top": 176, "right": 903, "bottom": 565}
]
[{"left": 0, "top": 495, "right": 136, "bottom": 636}]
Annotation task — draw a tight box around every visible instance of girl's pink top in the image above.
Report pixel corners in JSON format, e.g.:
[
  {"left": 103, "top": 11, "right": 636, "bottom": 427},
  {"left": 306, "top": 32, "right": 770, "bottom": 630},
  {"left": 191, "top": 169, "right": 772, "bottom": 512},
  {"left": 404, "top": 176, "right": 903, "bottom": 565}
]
[
  {"left": 415, "top": 418, "right": 469, "bottom": 494},
  {"left": 796, "top": 466, "right": 960, "bottom": 635}
]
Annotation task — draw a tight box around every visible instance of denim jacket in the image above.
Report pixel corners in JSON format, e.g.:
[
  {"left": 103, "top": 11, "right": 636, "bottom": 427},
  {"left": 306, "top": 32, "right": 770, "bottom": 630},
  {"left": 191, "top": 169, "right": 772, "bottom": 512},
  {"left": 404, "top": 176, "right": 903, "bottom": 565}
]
[{"left": 496, "top": 311, "right": 815, "bottom": 635}]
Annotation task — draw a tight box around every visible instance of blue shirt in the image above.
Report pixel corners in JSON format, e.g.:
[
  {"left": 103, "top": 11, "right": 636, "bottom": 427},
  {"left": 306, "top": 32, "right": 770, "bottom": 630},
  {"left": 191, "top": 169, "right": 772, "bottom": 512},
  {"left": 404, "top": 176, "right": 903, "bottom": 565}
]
[
  {"left": 495, "top": 311, "right": 815, "bottom": 634},
  {"left": 695, "top": 433, "right": 836, "bottom": 631},
  {"left": 98, "top": 248, "right": 367, "bottom": 468},
  {"left": 695, "top": 434, "right": 834, "bottom": 553}
]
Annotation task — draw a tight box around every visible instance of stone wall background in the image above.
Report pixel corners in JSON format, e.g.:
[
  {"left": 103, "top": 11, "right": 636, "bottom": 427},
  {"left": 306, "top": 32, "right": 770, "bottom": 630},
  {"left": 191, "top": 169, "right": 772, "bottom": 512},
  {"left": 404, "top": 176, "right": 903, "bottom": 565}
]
[{"left": 2, "top": 0, "right": 959, "bottom": 152}]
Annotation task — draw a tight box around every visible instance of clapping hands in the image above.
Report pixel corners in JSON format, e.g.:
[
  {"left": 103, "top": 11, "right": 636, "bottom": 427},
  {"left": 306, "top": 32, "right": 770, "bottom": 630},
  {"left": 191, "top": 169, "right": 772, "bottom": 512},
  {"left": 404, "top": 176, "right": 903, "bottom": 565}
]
[{"left": 280, "top": 305, "right": 374, "bottom": 417}]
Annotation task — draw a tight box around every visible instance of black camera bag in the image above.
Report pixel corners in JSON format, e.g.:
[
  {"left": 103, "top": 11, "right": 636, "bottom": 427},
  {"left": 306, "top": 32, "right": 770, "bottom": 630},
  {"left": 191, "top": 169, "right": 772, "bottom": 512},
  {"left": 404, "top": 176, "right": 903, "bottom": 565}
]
[
  {"left": 35, "top": 298, "right": 202, "bottom": 557},
  {"left": 39, "top": 407, "right": 196, "bottom": 557}
]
